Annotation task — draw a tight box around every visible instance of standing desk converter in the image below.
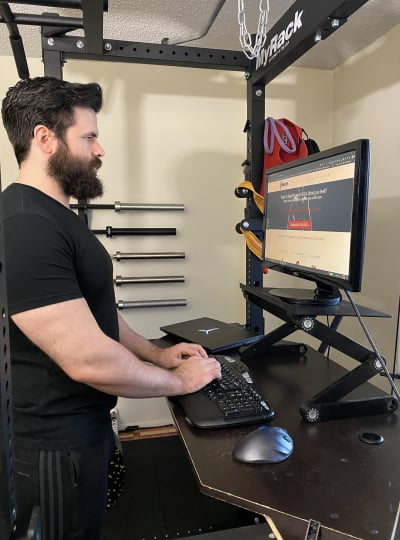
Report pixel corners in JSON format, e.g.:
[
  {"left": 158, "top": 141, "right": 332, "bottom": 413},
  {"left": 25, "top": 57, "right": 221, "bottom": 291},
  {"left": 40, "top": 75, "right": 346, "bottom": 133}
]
[{"left": 168, "top": 345, "right": 400, "bottom": 539}]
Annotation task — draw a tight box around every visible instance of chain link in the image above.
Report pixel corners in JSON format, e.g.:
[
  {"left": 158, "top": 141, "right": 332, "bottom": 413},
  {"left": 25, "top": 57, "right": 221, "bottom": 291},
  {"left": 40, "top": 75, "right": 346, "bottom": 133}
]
[{"left": 238, "top": 0, "right": 269, "bottom": 60}]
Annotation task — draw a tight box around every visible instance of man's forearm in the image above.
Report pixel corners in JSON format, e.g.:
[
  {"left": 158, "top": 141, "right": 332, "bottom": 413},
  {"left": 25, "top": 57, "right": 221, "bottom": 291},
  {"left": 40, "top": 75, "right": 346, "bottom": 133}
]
[
  {"left": 11, "top": 299, "right": 220, "bottom": 397},
  {"left": 117, "top": 313, "right": 162, "bottom": 364},
  {"left": 84, "top": 342, "right": 183, "bottom": 398}
]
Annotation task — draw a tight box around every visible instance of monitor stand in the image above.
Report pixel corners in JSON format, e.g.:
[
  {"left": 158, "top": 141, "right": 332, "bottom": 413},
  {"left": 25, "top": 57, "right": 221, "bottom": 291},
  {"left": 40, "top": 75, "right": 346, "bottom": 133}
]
[
  {"left": 268, "top": 285, "right": 342, "bottom": 307},
  {"left": 240, "top": 284, "right": 398, "bottom": 423}
]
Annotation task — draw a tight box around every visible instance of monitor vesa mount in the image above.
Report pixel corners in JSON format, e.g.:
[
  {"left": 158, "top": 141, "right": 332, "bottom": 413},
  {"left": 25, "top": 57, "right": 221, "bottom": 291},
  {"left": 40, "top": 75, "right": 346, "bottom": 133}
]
[{"left": 240, "top": 284, "right": 399, "bottom": 423}]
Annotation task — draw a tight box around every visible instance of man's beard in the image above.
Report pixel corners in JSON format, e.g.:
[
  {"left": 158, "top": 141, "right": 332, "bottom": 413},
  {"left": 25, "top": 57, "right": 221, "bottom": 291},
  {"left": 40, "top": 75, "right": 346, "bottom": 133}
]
[{"left": 47, "top": 141, "right": 104, "bottom": 200}]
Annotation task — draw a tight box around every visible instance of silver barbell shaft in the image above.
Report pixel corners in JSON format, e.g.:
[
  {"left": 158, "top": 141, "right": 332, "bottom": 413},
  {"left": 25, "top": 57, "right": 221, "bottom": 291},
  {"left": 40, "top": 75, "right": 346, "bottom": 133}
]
[
  {"left": 112, "top": 251, "right": 185, "bottom": 261},
  {"left": 116, "top": 299, "right": 187, "bottom": 309},
  {"left": 115, "top": 201, "right": 184, "bottom": 211},
  {"left": 114, "top": 275, "right": 185, "bottom": 285}
]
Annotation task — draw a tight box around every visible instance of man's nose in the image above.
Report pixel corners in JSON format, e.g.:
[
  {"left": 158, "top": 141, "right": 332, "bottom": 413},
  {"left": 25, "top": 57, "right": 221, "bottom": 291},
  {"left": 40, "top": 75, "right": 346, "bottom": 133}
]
[{"left": 94, "top": 140, "right": 105, "bottom": 158}]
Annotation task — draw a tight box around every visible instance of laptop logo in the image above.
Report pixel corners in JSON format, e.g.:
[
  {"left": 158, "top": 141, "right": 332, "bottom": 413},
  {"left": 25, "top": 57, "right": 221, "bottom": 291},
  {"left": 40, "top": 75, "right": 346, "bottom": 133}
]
[{"left": 198, "top": 327, "right": 219, "bottom": 335}]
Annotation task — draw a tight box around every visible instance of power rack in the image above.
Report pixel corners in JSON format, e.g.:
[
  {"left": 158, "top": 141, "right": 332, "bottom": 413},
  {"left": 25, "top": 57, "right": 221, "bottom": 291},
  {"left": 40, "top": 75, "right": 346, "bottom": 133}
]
[{"left": 0, "top": 1, "right": 377, "bottom": 537}]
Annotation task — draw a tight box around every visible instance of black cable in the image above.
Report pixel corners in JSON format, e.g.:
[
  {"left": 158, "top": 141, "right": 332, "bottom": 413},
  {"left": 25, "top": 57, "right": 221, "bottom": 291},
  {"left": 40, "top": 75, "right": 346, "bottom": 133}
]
[
  {"left": 344, "top": 289, "right": 400, "bottom": 401},
  {"left": 390, "top": 296, "right": 400, "bottom": 393}
]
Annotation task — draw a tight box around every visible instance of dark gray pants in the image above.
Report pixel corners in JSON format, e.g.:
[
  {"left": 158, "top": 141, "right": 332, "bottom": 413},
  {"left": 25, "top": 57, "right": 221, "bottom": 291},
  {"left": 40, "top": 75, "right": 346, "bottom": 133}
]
[{"left": 14, "top": 427, "right": 115, "bottom": 540}]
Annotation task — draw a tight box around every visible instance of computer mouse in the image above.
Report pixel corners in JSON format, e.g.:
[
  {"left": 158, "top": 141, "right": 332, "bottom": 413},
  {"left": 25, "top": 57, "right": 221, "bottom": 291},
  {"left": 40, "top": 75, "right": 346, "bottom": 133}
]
[{"left": 233, "top": 425, "right": 294, "bottom": 464}]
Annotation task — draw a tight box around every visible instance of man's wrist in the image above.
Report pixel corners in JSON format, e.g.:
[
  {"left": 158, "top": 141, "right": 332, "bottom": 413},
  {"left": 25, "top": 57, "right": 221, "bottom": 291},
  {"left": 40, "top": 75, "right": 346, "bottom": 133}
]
[{"left": 146, "top": 345, "right": 164, "bottom": 366}]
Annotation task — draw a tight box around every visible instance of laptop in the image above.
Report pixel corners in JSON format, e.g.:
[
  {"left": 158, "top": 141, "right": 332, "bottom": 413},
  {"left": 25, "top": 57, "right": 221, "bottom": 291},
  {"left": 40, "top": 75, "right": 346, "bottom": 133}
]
[{"left": 160, "top": 317, "right": 260, "bottom": 353}]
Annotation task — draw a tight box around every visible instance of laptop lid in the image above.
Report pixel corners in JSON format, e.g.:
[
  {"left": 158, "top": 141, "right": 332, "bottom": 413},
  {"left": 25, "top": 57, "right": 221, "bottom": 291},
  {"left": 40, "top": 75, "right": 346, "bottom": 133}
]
[{"left": 160, "top": 317, "right": 260, "bottom": 353}]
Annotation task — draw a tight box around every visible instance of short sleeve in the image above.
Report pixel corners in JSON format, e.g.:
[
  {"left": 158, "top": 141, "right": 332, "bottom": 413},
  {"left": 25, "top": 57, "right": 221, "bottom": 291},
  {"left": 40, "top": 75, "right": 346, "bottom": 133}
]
[{"left": 4, "top": 213, "right": 83, "bottom": 315}]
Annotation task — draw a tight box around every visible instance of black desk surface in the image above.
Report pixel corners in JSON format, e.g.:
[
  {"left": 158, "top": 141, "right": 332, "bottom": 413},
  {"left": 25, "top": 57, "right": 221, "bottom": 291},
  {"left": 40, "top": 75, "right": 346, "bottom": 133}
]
[
  {"left": 181, "top": 523, "right": 271, "bottom": 539},
  {"left": 168, "top": 346, "right": 400, "bottom": 540}
]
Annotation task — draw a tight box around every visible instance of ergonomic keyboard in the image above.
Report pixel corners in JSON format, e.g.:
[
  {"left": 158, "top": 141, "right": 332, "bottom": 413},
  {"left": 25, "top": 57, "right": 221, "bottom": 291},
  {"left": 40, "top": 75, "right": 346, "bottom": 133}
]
[{"left": 173, "top": 355, "right": 275, "bottom": 429}]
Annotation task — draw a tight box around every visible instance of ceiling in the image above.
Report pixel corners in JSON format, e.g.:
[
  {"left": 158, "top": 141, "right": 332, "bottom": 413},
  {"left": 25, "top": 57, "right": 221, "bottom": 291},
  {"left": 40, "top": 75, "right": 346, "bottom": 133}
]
[{"left": 1, "top": 0, "right": 400, "bottom": 71}]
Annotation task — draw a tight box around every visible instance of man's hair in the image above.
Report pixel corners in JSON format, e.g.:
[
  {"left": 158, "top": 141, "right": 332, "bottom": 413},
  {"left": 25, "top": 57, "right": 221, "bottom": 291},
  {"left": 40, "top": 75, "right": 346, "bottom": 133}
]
[{"left": 1, "top": 77, "right": 103, "bottom": 165}]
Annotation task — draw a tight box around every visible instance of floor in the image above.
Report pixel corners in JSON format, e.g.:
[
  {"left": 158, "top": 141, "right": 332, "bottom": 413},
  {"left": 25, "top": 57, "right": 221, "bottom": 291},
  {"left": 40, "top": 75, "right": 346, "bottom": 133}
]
[{"left": 103, "top": 427, "right": 261, "bottom": 539}]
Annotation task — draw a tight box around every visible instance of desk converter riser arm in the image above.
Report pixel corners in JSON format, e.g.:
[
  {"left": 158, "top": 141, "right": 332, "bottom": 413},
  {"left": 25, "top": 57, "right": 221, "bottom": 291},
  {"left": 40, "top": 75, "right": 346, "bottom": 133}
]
[
  {"left": 303, "top": 317, "right": 380, "bottom": 364},
  {"left": 244, "top": 289, "right": 379, "bottom": 365},
  {"left": 242, "top": 286, "right": 397, "bottom": 422},
  {"left": 240, "top": 321, "right": 297, "bottom": 361},
  {"left": 318, "top": 315, "right": 343, "bottom": 354},
  {"left": 311, "top": 356, "right": 382, "bottom": 404},
  {"left": 300, "top": 395, "right": 398, "bottom": 422}
]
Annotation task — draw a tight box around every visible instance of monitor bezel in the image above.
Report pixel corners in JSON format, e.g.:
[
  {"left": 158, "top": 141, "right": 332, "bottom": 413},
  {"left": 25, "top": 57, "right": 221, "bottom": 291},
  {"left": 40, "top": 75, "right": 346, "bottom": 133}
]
[{"left": 261, "top": 139, "right": 370, "bottom": 296}]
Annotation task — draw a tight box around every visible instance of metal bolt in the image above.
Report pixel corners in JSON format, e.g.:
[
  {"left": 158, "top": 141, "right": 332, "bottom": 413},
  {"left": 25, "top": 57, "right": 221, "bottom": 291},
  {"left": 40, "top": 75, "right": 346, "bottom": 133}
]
[
  {"left": 244, "top": 71, "right": 250, "bottom": 80},
  {"left": 104, "top": 42, "right": 112, "bottom": 51},
  {"left": 301, "top": 317, "right": 314, "bottom": 331},
  {"left": 307, "top": 408, "right": 319, "bottom": 422},
  {"left": 242, "top": 221, "right": 250, "bottom": 230},
  {"left": 374, "top": 357, "right": 383, "bottom": 371},
  {"left": 255, "top": 89, "right": 263, "bottom": 97},
  {"left": 76, "top": 40, "right": 84, "bottom": 49},
  {"left": 314, "top": 31, "right": 322, "bottom": 43},
  {"left": 47, "top": 38, "right": 55, "bottom": 46},
  {"left": 331, "top": 18, "right": 340, "bottom": 29}
]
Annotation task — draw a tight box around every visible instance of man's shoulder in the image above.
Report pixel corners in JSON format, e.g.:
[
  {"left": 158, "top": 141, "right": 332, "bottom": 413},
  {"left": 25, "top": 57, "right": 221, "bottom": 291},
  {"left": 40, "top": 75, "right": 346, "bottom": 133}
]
[
  {"left": 1, "top": 183, "right": 68, "bottom": 222},
  {"left": 2, "top": 183, "right": 44, "bottom": 215}
]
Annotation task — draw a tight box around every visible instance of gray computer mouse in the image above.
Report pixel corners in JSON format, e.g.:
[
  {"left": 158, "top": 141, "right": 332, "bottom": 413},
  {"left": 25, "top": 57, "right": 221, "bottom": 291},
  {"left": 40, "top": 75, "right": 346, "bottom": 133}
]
[{"left": 233, "top": 425, "right": 294, "bottom": 464}]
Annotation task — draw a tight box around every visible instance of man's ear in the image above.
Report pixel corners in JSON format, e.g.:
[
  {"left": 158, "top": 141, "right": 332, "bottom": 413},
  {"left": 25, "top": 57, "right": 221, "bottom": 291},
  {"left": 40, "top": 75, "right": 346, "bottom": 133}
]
[{"left": 33, "top": 125, "right": 57, "bottom": 154}]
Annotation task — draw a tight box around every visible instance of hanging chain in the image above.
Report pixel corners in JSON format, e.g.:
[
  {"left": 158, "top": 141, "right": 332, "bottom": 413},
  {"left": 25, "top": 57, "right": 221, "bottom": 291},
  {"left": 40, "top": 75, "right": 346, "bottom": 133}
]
[{"left": 238, "top": 0, "right": 270, "bottom": 60}]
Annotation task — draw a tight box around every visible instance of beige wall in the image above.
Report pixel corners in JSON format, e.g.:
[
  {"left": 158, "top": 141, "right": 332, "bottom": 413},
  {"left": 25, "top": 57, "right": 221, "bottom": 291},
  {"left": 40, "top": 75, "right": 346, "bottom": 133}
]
[
  {"left": 1, "top": 23, "right": 397, "bottom": 423},
  {"left": 330, "top": 24, "right": 400, "bottom": 389}
]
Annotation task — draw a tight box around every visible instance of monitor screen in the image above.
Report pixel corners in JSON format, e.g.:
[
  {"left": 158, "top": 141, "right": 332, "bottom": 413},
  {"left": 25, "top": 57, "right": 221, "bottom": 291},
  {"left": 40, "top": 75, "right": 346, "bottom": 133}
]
[{"left": 262, "top": 139, "right": 370, "bottom": 306}]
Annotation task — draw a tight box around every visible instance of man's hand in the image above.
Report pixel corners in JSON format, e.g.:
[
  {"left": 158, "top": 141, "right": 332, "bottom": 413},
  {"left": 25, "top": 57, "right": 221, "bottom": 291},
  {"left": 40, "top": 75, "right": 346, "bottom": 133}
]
[
  {"left": 154, "top": 342, "right": 208, "bottom": 369},
  {"left": 172, "top": 355, "right": 221, "bottom": 395}
]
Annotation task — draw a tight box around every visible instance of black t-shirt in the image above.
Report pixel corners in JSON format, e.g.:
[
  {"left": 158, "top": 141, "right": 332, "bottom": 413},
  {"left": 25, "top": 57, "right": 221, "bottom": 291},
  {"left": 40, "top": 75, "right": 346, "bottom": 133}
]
[{"left": 1, "top": 184, "right": 118, "bottom": 449}]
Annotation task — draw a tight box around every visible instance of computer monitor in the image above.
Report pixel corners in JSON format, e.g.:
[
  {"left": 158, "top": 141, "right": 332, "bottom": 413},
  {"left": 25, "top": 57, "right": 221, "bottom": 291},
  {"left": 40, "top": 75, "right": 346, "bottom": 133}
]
[{"left": 262, "top": 139, "right": 370, "bottom": 306}]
